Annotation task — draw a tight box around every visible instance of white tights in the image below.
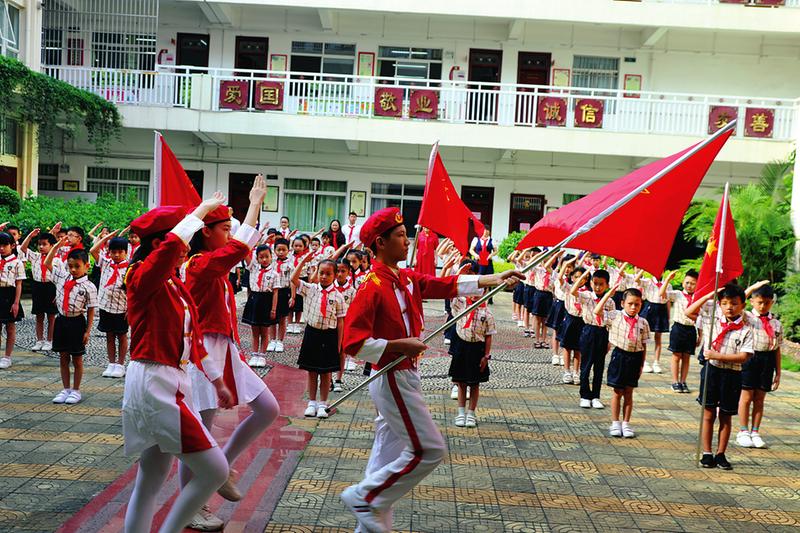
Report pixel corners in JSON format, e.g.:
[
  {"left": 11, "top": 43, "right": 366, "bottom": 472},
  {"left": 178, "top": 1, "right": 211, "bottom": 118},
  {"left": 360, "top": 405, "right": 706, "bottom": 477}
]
[
  {"left": 124, "top": 445, "right": 228, "bottom": 533},
  {"left": 179, "top": 387, "right": 280, "bottom": 488}
]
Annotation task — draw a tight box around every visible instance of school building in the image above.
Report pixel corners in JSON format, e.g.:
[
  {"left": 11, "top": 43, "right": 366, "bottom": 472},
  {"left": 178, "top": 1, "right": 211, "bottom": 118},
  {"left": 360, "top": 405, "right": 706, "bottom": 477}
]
[{"left": 4, "top": 0, "right": 800, "bottom": 240}]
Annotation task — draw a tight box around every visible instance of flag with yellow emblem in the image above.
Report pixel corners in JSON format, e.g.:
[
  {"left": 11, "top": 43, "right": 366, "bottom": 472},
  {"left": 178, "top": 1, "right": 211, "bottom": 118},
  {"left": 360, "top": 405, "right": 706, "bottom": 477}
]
[{"left": 694, "top": 185, "right": 743, "bottom": 300}]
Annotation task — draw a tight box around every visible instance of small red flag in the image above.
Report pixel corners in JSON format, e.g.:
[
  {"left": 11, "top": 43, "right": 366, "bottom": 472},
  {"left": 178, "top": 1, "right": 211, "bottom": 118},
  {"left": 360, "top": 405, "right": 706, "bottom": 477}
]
[
  {"left": 417, "top": 145, "right": 485, "bottom": 253},
  {"left": 694, "top": 188, "right": 743, "bottom": 300},
  {"left": 154, "top": 132, "right": 202, "bottom": 207},
  {"left": 516, "top": 128, "right": 733, "bottom": 276}
]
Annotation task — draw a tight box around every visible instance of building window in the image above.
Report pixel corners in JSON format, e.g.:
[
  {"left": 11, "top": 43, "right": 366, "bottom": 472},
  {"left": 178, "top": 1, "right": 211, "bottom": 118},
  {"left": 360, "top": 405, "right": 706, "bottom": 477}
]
[
  {"left": 290, "top": 41, "right": 355, "bottom": 79},
  {"left": 91, "top": 32, "right": 156, "bottom": 71},
  {"left": 1, "top": 2, "right": 20, "bottom": 59},
  {"left": 284, "top": 178, "right": 347, "bottom": 231},
  {"left": 562, "top": 193, "right": 585, "bottom": 205},
  {"left": 38, "top": 163, "right": 59, "bottom": 191},
  {"left": 0, "top": 117, "right": 17, "bottom": 156},
  {"left": 87, "top": 167, "right": 149, "bottom": 204},
  {"left": 41, "top": 28, "right": 62, "bottom": 66},
  {"left": 378, "top": 46, "right": 442, "bottom": 85},
  {"left": 572, "top": 56, "right": 619, "bottom": 90},
  {"left": 370, "top": 183, "right": 423, "bottom": 238}
]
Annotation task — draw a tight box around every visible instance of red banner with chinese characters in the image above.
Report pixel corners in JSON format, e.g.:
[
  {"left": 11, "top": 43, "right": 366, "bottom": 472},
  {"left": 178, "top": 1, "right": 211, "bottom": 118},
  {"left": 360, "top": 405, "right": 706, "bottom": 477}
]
[
  {"left": 708, "top": 106, "right": 738, "bottom": 135},
  {"left": 409, "top": 89, "right": 438, "bottom": 119},
  {"left": 254, "top": 81, "right": 284, "bottom": 111},
  {"left": 219, "top": 80, "right": 249, "bottom": 110},
  {"left": 536, "top": 96, "right": 567, "bottom": 127},
  {"left": 374, "top": 87, "right": 403, "bottom": 117},
  {"left": 744, "top": 107, "right": 774, "bottom": 138},
  {"left": 574, "top": 99, "right": 603, "bottom": 128}
]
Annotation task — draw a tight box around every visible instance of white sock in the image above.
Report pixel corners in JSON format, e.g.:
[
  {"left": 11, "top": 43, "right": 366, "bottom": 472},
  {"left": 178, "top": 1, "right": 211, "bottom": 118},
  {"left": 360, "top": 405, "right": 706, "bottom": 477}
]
[
  {"left": 611, "top": 420, "right": 621, "bottom": 428},
  {"left": 621, "top": 421, "right": 630, "bottom": 428},
  {"left": 466, "top": 409, "right": 475, "bottom": 417},
  {"left": 308, "top": 400, "right": 317, "bottom": 408},
  {"left": 457, "top": 406, "right": 465, "bottom": 416}
]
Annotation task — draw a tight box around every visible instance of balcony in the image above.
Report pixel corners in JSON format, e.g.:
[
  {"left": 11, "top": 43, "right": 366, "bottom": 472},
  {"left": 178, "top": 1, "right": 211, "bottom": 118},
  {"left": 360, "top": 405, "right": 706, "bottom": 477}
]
[{"left": 638, "top": 0, "right": 800, "bottom": 5}]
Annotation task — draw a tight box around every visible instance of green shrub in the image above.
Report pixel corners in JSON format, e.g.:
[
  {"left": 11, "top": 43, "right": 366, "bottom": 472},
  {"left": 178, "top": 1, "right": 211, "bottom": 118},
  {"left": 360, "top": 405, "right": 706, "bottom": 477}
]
[
  {"left": 497, "top": 231, "right": 527, "bottom": 260},
  {"left": 0, "top": 186, "right": 21, "bottom": 215},
  {"left": 774, "top": 272, "right": 800, "bottom": 343},
  {"left": 492, "top": 259, "right": 515, "bottom": 273}
]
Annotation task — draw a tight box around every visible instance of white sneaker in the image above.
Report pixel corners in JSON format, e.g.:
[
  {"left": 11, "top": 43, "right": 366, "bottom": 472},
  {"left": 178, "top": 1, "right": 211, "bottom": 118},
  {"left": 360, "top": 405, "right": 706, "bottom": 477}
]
[
  {"left": 573, "top": 373, "right": 581, "bottom": 385},
  {"left": 443, "top": 337, "right": 451, "bottom": 345},
  {"left": 267, "top": 340, "right": 276, "bottom": 352},
  {"left": 341, "top": 485, "right": 388, "bottom": 533},
  {"left": 559, "top": 355, "right": 565, "bottom": 366},
  {"left": 32, "top": 340, "right": 44, "bottom": 351},
  {"left": 52, "top": 389, "right": 71, "bottom": 404},
  {"left": 259, "top": 356, "right": 268, "bottom": 367},
  {"left": 750, "top": 432, "right": 766, "bottom": 449},
  {"left": 517, "top": 320, "right": 524, "bottom": 328},
  {"left": 333, "top": 380, "right": 343, "bottom": 393},
  {"left": 551, "top": 354, "right": 560, "bottom": 365},
  {"left": 42, "top": 341, "right": 53, "bottom": 351},
  {"left": 591, "top": 398, "right": 604, "bottom": 409},
  {"left": 0, "top": 357, "right": 11, "bottom": 369},
  {"left": 454, "top": 413, "right": 466, "bottom": 427},
  {"left": 316, "top": 405, "right": 329, "bottom": 418},
  {"left": 248, "top": 355, "right": 260, "bottom": 367},
  {"left": 113, "top": 364, "right": 126, "bottom": 378},
  {"left": 64, "top": 390, "right": 82, "bottom": 404},
  {"left": 304, "top": 401, "right": 317, "bottom": 417},
  {"left": 562, "top": 371, "right": 572, "bottom": 384},
  {"left": 465, "top": 413, "right": 477, "bottom": 428},
  {"left": 652, "top": 362, "right": 662, "bottom": 374},
  {"left": 187, "top": 504, "right": 224, "bottom": 531},
  {"left": 345, "top": 358, "right": 357, "bottom": 371},
  {"left": 101, "top": 363, "right": 115, "bottom": 377},
  {"left": 621, "top": 423, "right": 635, "bottom": 438},
  {"left": 736, "top": 430, "right": 753, "bottom": 448},
  {"left": 609, "top": 422, "right": 622, "bottom": 437},
  {"left": 643, "top": 361, "right": 653, "bottom": 373},
  {"left": 450, "top": 384, "right": 459, "bottom": 400},
  {"left": 579, "top": 398, "right": 591, "bottom": 409},
  {"left": 275, "top": 341, "right": 284, "bottom": 353}
]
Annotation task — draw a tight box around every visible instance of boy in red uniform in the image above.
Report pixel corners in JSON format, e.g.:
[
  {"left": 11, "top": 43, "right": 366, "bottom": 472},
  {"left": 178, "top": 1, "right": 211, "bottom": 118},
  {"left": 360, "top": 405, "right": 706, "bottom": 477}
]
[{"left": 340, "top": 207, "right": 522, "bottom": 533}]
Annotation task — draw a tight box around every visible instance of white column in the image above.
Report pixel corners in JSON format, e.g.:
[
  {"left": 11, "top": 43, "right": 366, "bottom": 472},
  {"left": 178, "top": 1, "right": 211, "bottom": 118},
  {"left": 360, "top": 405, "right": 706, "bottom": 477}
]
[{"left": 790, "top": 99, "right": 800, "bottom": 271}]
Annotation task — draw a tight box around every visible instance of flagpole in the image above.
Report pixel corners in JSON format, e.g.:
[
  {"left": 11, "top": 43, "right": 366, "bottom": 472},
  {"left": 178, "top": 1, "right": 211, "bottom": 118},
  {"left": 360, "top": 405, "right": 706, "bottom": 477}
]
[
  {"left": 410, "top": 141, "right": 440, "bottom": 268},
  {"left": 694, "top": 181, "right": 730, "bottom": 466},
  {"left": 152, "top": 131, "right": 161, "bottom": 208},
  {"left": 326, "top": 122, "right": 736, "bottom": 414}
]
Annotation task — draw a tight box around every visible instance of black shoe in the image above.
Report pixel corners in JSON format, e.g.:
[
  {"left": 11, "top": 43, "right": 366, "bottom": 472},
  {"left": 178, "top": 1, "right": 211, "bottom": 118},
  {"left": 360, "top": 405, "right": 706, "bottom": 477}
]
[
  {"left": 681, "top": 382, "right": 691, "bottom": 394},
  {"left": 671, "top": 383, "right": 682, "bottom": 393},
  {"left": 715, "top": 453, "right": 732, "bottom": 470},
  {"left": 700, "top": 454, "right": 716, "bottom": 468}
]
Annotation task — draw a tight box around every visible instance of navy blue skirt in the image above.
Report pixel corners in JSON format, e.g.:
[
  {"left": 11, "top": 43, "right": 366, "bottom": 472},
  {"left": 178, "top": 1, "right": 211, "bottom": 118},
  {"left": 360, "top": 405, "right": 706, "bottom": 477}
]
[
  {"left": 557, "top": 314, "right": 584, "bottom": 351},
  {"left": 545, "top": 299, "right": 566, "bottom": 330},
  {"left": 641, "top": 302, "right": 670, "bottom": 333},
  {"left": 513, "top": 283, "right": 525, "bottom": 305},
  {"left": 531, "top": 290, "right": 554, "bottom": 318},
  {"left": 524, "top": 286, "right": 537, "bottom": 312}
]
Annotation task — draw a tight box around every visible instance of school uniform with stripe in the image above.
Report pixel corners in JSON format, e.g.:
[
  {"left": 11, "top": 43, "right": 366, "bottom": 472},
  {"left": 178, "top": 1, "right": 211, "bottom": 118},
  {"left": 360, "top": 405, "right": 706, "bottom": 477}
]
[
  {"left": 26, "top": 250, "right": 60, "bottom": 315},
  {"left": 0, "top": 253, "right": 26, "bottom": 323},
  {"left": 50, "top": 267, "right": 98, "bottom": 355},
  {"left": 97, "top": 256, "right": 129, "bottom": 333}
]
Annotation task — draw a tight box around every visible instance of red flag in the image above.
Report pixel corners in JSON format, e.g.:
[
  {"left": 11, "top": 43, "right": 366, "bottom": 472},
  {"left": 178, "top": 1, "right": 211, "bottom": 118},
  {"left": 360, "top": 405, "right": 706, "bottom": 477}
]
[
  {"left": 694, "top": 186, "right": 743, "bottom": 300},
  {"left": 516, "top": 128, "right": 733, "bottom": 276},
  {"left": 417, "top": 145, "right": 485, "bottom": 253},
  {"left": 154, "top": 132, "right": 201, "bottom": 207}
]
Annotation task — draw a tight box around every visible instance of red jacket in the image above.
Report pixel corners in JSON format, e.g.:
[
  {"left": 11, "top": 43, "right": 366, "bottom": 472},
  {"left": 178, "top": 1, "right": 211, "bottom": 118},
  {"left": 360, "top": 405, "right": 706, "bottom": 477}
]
[
  {"left": 125, "top": 233, "right": 214, "bottom": 378},
  {"left": 343, "top": 260, "right": 459, "bottom": 371},
  {"left": 184, "top": 236, "right": 251, "bottom": 341}
]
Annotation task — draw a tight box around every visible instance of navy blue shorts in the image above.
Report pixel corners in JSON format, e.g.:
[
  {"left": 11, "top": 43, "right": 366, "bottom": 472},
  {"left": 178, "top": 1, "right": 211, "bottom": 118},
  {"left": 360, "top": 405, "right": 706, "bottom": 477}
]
[
  {"left": 641, "top": 302, "right": 670, "bottom": 333},
  {"left": 607, "top": 347, "right": 644, "bottom": 389},
  {"left": 557, "top": 314, "right": 584, "bottom": 351},
  {"left": 697, "top": 364, "right": 742, "bottom": 415},
  {"left": 741, "top": 350, "right": 777, "bottom": 392},
  {"left": 531, "top": 290, "right": 553, "bottom": 318},
  {"left": 669, "top": 323, "right": 698, "bottom": 355}
]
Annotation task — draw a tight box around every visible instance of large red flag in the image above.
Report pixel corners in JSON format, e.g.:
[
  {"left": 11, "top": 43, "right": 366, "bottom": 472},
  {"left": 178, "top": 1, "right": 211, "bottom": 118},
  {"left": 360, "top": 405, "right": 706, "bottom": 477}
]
[
  {"left": 154, "top": 132, "right": 201, "bottom": 207},
  {"left": 516, "top": 128, "right": 733, "bottom": 276},
  {"left": 694, "top": 185, "right": 743, "bottom": 300},
  {"left": 417, "top": 144, "right": 485, "bottom": 253}
]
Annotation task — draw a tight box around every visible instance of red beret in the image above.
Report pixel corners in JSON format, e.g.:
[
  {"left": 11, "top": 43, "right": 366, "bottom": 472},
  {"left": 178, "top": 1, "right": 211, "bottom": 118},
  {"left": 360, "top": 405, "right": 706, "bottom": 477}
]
[
  {"left": 203, "top": 205, "right": 231, "bottom": 225},
  {"left": 359, "top": 207, "right": 404, "bottom": 248},
  {"left": 131, "top": 206, "right": 187, "bottom": 238}
]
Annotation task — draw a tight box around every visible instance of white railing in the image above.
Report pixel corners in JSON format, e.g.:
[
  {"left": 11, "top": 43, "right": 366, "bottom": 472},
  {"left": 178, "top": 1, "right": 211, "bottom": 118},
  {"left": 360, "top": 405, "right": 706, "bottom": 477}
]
[
  {"left": 42, "top": 65, "right": 192, "bottom": 108},
  {"left": 640, "top": 0, "right": 800, "bottom": 6},
  {"left": 44, "top": 64, "right": 799, "bottom": 141}
]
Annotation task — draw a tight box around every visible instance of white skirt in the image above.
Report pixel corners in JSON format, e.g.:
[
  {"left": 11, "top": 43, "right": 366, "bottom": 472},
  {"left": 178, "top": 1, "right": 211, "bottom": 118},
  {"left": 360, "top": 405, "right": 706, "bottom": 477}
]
[
  {"left": 188, "top": 333, "right": 267, "bottom": 412},
  {"left": 122, "top": 360, "right": 217, "bottom": 457}
]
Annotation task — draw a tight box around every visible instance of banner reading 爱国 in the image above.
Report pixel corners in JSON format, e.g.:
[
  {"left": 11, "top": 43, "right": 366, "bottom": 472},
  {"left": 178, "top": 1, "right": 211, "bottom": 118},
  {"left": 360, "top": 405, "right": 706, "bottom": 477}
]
[{"left": 220, "top": 80, "right": 249, "bottom": 110}]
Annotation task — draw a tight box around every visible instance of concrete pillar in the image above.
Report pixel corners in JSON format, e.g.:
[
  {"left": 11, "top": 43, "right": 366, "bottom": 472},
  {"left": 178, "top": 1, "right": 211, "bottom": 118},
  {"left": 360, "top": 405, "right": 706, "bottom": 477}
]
[
  {"left": 790, "top": 101, "right": 800, "bottom": 271},
  {"left": 18, "top": 123, "right": 38, "bottom": 196}
]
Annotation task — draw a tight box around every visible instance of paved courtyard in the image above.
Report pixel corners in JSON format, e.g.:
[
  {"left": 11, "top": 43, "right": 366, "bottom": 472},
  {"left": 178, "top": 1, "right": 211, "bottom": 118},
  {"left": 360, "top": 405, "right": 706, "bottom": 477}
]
[{"left": 0, "top": 292, "right": 798, "bottom": 532}]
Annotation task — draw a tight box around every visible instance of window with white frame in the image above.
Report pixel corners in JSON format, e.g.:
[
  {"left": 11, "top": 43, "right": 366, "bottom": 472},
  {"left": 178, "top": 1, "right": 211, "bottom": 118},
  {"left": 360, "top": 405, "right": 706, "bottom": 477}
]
[
  {"left": 290, "top": 41, "right": 356, "bottom": 79},
  {"left": 0, "top": 116, "right": 17, "bottom": 156},
  {"left": 38, "top": 163, "right": 59, "bottom": 191},
  {"left": 87, "top": 167, "right": 149, "bottom": 204},
  {"left": 370, "top": 183, "right": 423, "bottom": 238},
  {"left": 284, "top": 178, "right": 347, "bottom": 231},
  {"left": 572, "top": 56, "right": 619, "bottom": 90},
  {"left": 378, "top": 46, "right": 442, "bottom": 85},
  {"left": 1, "top": 1, "right": 20, "bottom": 59}
]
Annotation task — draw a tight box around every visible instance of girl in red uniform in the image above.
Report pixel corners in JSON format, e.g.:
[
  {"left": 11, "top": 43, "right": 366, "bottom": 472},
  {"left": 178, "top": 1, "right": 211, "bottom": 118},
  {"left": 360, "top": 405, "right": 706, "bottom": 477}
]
[
  {"left": 122, "top": 196, "right": 235, "bottom": 533},
  {"left": 180, "top": 175, "right": 280, "bottom": 529}
]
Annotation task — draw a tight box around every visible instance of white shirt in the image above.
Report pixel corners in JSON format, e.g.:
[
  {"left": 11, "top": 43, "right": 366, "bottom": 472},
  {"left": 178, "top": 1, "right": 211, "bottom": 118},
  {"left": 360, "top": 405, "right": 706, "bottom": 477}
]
[{"left": 345, "top": 224, "right": 361, "bottom": 245}]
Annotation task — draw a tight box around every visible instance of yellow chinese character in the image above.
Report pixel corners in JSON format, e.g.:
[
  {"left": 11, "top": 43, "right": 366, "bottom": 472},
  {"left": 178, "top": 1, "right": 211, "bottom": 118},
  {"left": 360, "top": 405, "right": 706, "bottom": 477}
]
[
  {"left": 544, "top": 102, "right": 562, "bottom": 121},
  {"left": 580, "top": 103, "right": 598, "bottom": 123},
  {"left": 379, "top": 91, "right": 397, "bottom": 112},
  {"left": 715, "top": 113, "right": 732, "bottom": 130},
  {"left": 750, "top": 112, "right": 769, "bottom": 133},
  {"left": 415, "top": 94, "right": 433, "bottom": 113},
  {"left": 258, "top": 85, "right": 280, "bottom": 106},
  {"left": 223, "top": 85, "right": 243, "bottom": 105}
]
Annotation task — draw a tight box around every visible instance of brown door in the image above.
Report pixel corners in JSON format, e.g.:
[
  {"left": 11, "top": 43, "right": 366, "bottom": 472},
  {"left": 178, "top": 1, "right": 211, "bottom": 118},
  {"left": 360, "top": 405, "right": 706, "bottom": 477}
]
[
  {"left": 509, "top": 194, "right": 546, "bottom": 234},
  {"left": 468, "top": 49, "right": 502, "bottom": 123},
  {"left": 516, "top": 52, "right": 551, "bottom": 125},
  {"left": 228, "top": 173, "right": 254, "bottom": 222},
  {"left": 461, "top": 186, "right": 494, "bottom": 243},
  {"left": 176, "top": 33, "right": 210, "bottom": 70},
  {"left": 0, "top": 166, "right": 17, "bottom": 190}
]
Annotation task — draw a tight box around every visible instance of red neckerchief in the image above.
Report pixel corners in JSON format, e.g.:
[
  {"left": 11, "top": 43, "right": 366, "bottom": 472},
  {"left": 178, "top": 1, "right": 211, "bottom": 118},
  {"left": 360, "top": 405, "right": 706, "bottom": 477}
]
[
  {"left": 335, "top": 279, "right": 351, "bottom": 293},
  {"left": 348, "top": 225, "right": 356, "bottom": 241},
  {"left": 372, "top": 260, "right": 421, "bottom": 337},
  {"left": 320, "top": 284, "right": 334, "bottom": 318},
  {"left": 543, "top": 268, "right": 551, "bottom": 290},
  {"left": 682, "top": 291, "right": 694, "bottom": 306},
  {"left": 63, "top": 277, "right": 79, "bottom": 314},
  {"left": 759, "top": 313, "right": 775, "bottom": 340},
  {"left": 463, "top": 297, "right": 487, "bottom": 329},
  {"left": 712, "top": 318, "right": 744, "bottom": 351},
  {"left": 105, "top": 260, "right": 129, "bottom": 287},
  {"left": 591, "top": 291, "right": 605, "bottom": 325},
  {"left": 257, "top": 264, "right": 273, "bottom": 288},
  {"left": 478, "top": 238, "right": 489, "bottom": 266},
  {"left": 623, "top": 313, "right": 638, "bottom": 341},
  {"left": 276, "top": 257, "right": 288, "bottom": 275},
  {"left": 0, "top": 254, "right": 14, "bottom": 273},
  {"left": 40, "top": 255, "right": 48, "bottom": 282}
]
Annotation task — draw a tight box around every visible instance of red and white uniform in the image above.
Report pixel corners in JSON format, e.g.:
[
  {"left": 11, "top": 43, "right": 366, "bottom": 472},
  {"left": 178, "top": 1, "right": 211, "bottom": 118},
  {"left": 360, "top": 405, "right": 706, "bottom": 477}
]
[
  {"left": 345, "top": 223, "right": 361, "bottom": 246},
  {"left": 183, "top": 223, "right": 266, "bottom": 412},
  {"left": 343, "top": 259, "right": 480, "bottom": 514},
  {"left": 122, "top": 215, "right": 219, "bottom": 456}
]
